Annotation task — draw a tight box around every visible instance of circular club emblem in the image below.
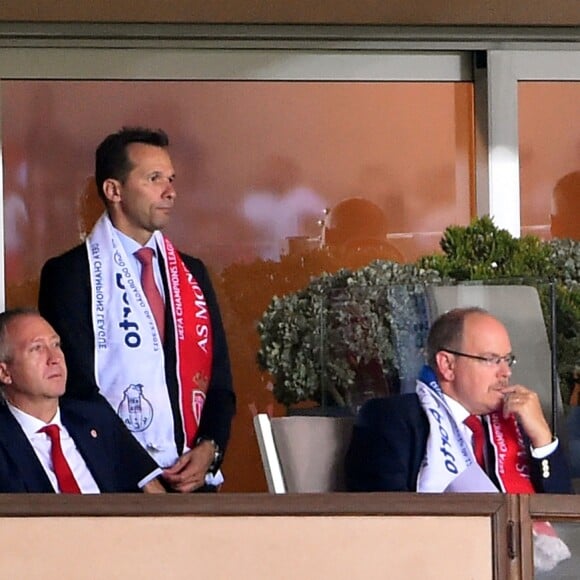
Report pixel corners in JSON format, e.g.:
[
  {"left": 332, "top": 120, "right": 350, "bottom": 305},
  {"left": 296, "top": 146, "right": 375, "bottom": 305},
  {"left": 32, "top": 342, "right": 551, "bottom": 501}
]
[{"left": 117, "top": 384, "right": 154, "bottom": 432}]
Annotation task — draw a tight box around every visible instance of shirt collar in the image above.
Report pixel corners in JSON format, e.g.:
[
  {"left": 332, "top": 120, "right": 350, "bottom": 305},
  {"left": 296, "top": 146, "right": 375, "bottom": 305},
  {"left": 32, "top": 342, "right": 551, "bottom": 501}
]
[
  {"left": 6, "top": 402, "right": 62, "bottom": 437},
  {"left": 114, "top": 226, "right": 158, "bottom": 257},
  {"left": 442, "top": 394, "right": 471, "bottom": 424}
]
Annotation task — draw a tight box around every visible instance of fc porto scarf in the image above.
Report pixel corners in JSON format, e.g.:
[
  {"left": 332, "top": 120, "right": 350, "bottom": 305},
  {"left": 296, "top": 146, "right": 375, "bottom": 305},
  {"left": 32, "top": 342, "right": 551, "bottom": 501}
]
[
  {"left": 87, "top": 214, "right": 213, "bottom": 468},
  {"left": 416, "top": 365, "right": 569, "bottom": 571}
]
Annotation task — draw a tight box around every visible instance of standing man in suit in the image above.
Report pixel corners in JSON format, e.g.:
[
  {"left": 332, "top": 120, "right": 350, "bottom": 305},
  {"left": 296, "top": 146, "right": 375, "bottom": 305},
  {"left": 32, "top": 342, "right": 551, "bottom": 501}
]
[
  {"left": 0, "top": 309, "right": 164, "bottom": 493},
  {"left": 39, "top": 127, "right": 236, "bottom": 493},
  {"left": 345, "top": 307, "right": 572, "bottom": 494}
]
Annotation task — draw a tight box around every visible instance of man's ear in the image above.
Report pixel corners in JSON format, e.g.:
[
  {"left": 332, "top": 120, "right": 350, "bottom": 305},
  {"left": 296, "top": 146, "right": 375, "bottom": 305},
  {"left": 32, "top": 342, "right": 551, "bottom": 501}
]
[
  {"left": 434, "top": 351, "right": 455, "bottom": 382},
  {"left": 0, "top": 362, "right": 12, "bottom": 385},
  {"left": 102, "top": 178, "right": 122, "bottom": 203}
]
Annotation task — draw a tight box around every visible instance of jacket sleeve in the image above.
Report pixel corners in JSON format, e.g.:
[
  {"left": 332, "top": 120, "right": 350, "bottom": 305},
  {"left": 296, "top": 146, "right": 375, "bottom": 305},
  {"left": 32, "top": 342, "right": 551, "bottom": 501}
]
[
  {"left": 180, "top": 255, "right": 236, "bottom": 456},
  {"left": 529, "top": 443, "right": 574, "bottom": 494},
  {"left": 63, "top": 398, "right": 161, "bottom": 493},
  {"left": 106, "top": 401, "right": 162, "bottom": 491},
  {"left": 38, "top": 247, "right": 100, "bottom": 400},
  {"left": 345, "top": 396, "right": 428, "bottom": 492}
]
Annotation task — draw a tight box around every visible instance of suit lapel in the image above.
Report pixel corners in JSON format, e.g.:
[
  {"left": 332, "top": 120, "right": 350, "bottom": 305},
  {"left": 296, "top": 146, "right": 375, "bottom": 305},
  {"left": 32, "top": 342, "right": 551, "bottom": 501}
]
[
  {"left": 157, "top": 248, "right": 174, "bottom": 348},
  {"left": 60, "top": 404, "right": 115, "bottom": 492},
  {"left": 0, "top": 405, "right": 54, "bottom": 492},
  {"left": 482, "top": 418, "right": 502, "bottom": 490},
  {"left": 157, "top": 248, "right": 184, "bottom": 454}
]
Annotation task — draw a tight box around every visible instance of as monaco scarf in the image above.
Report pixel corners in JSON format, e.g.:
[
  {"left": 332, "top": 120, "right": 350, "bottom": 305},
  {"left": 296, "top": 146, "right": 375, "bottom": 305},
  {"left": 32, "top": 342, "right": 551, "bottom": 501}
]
[
  {"left": 87, "top": 214, "right": 213, "bottom": 468},
  {"left": 417, "top": 366, "right": 570, "bottom": 572}
]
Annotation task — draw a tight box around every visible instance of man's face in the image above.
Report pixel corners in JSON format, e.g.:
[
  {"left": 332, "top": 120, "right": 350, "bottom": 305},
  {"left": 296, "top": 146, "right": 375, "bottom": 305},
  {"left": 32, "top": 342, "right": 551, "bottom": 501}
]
[
  {"left": 441, "top": 313, "right": 513, "bottom": 415},
  {"left": 0, "top": 314, "right": 67, "bottom": 409},
  {"left": 108, "top": 143, "right": 176, "bottom": 245}
]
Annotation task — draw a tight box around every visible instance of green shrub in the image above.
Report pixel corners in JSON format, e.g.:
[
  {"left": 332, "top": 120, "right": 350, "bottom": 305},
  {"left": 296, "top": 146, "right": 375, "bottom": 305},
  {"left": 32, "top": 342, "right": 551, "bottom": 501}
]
[
  {"left": 258, "top": 215, "right": 579, "bottom": 407},
  {"left": 420, "top": 216, "right": 579, "bottom": 403},
  {"left": 257, "top": 261, "right": 442, "bottom": 407}
]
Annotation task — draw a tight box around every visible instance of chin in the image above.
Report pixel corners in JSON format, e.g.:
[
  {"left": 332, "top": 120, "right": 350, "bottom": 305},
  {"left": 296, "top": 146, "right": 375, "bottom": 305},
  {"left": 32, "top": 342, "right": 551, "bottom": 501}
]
[
  {"left": 51, "top": 383, "right": 66, "bottom": 397},
  {"left": 153, "top": 214, "right": 171, "bottom": 227}
]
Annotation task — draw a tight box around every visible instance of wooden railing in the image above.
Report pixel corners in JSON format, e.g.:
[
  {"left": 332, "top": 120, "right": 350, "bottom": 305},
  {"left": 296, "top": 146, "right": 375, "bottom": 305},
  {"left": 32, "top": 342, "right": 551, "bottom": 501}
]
[{"left": 1, "top": 493, "right": 577, "bottom": 579}]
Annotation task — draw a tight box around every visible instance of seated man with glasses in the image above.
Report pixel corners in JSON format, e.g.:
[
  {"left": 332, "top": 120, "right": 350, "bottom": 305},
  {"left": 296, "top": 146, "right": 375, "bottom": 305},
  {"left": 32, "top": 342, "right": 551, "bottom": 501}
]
[{"left": 345, "top": 306, "right": 572, "bottom": 494}]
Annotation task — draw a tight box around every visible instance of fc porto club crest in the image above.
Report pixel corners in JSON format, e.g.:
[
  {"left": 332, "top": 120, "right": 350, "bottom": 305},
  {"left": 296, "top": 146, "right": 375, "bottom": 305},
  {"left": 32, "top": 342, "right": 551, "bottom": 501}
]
[{"left": 118, "top": 383, "right": 154, "bottom": 432}]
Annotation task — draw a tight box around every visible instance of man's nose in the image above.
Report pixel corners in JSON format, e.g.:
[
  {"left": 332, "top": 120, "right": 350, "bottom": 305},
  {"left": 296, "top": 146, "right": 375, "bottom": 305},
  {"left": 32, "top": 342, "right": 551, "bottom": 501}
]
[
  {"left": 47, "top": 347, "right": 63, "bottom": 363},
  {"left": 163, "top": 181, "right": 176, "bottom": 199},
  {"left": 498, "top": 359, "right": 512, "bottom": 378}
]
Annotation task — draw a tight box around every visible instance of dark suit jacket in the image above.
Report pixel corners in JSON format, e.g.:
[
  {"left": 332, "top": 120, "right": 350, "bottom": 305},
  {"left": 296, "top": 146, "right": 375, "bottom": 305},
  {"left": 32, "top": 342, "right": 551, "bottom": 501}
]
[
  {"left": 345, "top": 395, "right": 573, "bottom": 494},
  {"left": 0, "top": 398, "right": 159, "bottom": 493},
  {"left": 38, "top": 243, "right": 236, "bottom": 459}
]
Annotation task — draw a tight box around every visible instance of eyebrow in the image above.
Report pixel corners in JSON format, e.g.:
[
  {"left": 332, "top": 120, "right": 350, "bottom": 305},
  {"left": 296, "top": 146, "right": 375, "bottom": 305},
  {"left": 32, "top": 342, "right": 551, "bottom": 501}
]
[
  {"left": 28, "top": 334, "right": 60, "bottom": 343},
  {"left": 148, "top": 169, "right": 175, "bottom": 176}
]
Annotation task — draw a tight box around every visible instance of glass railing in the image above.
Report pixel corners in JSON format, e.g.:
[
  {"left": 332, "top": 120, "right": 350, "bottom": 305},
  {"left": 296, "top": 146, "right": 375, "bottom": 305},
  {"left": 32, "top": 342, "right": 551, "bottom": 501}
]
[{"left": 314, "top": 280, "right": 578, "bottom": 482}]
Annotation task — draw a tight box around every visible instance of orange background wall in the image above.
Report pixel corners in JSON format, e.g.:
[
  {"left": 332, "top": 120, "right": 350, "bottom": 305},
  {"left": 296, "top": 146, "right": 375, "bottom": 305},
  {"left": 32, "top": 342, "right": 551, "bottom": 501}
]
[{"left": 2, "top": 80, "right": 475, "bottom": 492}]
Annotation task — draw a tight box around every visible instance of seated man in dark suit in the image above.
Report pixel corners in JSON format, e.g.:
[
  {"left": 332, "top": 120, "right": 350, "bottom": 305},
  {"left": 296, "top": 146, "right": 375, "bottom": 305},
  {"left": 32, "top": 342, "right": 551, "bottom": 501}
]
[
  {"left": 0, "top": 308, "right": 165, "bottom": 493},
  {"left": 345, "top": 306, "right": 572, "bottom": 495}
]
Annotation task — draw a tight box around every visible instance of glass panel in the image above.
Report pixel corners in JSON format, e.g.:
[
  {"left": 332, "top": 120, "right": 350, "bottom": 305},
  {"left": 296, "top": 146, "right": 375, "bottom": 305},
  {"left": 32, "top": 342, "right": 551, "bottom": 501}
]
[
  {"left": 2, "top": 80, "right": 474, "bottom": 285},
  {"left": 519, "top": 81, "right": 580, "bottom": 241},
  {"left": 534, "top": 521, "right": 580, "bottom": 579},
  {"left": 319, "top": 282, "right": 433, "bottom": 413},
  {"left": 2, "top": 79, "right": 474, "bottom": 491},
  {"left": 518, "top": 81, "right": 579, "bottom": 478},
  {"left": 295, "top": 280, "right": 561, "bottom": 415},
  {"left": 569, "top": 402, "right": 580, "bottom": 490}
]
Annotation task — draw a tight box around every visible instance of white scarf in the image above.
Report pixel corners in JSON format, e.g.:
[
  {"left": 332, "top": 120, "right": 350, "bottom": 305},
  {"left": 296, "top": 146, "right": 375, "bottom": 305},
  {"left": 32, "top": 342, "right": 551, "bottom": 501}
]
[
  {"left": 87, "top": 214, "right": 179, "bottom": 467},
  {"left": 416, "top": 368, "right": 497, "bottom": 493},
  {"left": 416, "top": 366, "right": 570, "bottom": 571}
]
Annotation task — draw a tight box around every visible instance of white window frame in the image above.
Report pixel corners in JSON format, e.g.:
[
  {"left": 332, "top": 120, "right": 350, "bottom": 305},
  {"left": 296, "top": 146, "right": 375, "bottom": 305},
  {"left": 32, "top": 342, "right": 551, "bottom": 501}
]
[{"left": 482, "top": 49, "right": 580, "bottom": 236}]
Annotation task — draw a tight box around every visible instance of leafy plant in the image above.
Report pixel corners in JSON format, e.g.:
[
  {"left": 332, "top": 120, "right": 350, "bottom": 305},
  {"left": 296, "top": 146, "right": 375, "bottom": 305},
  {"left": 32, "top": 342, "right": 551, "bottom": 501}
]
[
  {"left": 420, "top": 217, "right": 580, "bottom": 403},
  {"left": 257, "top": 216, "right": 579, "bottom": 409},
  {"left": 257, "top": 261, "right": 442, "bottom": 408},
  {"left": 419, "top": 216, "right": 554, "bottom": 280}
]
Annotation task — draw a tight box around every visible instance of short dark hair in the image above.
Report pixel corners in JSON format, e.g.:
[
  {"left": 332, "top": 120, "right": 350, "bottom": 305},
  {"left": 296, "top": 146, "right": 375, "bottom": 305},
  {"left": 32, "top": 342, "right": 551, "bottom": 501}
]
[
  {"left": 95, "top": 127, "right": 170, "bottom": 201},
  {"left": 0, "top": 308, "right": 39, "bottom": 364},
  {"left": 426, "top": 307, "right": 489, "bottom": 367}
]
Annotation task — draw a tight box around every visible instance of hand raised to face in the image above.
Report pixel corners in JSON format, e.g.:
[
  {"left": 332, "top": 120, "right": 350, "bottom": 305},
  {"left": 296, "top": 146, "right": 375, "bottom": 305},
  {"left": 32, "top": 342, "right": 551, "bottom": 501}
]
[{"left": 500, "top": 385, "right": 553, "bottom": 448}]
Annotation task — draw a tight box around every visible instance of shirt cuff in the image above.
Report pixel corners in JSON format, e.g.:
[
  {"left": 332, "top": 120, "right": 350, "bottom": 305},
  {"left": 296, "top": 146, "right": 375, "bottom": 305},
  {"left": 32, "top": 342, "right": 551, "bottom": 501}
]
[
  {"left": 205, "top": 469, "right": 224, "bottom": 487},
  {"left": 530, "top": 437, "right": 559, "bottom": 459},
  {"left": 138, "top": 467, "right": 164, "bottom": 489}
]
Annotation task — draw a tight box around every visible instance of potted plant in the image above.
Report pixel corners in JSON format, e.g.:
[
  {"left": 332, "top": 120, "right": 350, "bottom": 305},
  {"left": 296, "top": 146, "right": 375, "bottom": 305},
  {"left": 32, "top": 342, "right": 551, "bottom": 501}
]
[
  {"left": 257, "top": 260, "right": 443, "bottom": 411},
  {"left": 257, "top": 216, "right": 579, "bottom": 411},
  {"left": 419, "top": 217, "right": 580, "bottom": 404}
]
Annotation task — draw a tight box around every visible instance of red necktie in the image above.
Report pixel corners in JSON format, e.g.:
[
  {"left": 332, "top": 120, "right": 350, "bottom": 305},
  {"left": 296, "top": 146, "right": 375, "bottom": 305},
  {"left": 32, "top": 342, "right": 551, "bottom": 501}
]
[
  {"left": 38, "top": 424, "right": 81, "bottom": 494},
  {"left": 135, "top": 247, "right": 165, "bottom": 342},
  {"left": 464, "top": 415, "right": 486, "bottom": 469}
]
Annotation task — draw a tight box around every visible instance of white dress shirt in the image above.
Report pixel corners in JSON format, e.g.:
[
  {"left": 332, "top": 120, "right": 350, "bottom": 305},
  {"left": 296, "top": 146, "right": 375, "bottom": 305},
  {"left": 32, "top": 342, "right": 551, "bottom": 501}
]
[{"left": 115, "top": 228, "right": 166, "bottom": 301}]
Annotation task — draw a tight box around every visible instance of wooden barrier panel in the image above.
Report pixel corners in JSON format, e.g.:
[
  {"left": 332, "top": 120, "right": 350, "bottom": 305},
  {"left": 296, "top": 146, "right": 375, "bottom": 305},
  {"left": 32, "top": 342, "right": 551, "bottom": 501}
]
[
  {"left": 0, "top": 493, "right": 508, "bottom": 580},
  {"left": 520, "top": 494, "right": 580, "bottom": 579}
]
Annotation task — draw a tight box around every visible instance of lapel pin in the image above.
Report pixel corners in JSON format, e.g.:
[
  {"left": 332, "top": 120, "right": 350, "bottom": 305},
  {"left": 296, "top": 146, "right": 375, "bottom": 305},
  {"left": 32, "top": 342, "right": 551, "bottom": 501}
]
[{"left": 90, "top": 429, "right": 98, "bottom": 438}]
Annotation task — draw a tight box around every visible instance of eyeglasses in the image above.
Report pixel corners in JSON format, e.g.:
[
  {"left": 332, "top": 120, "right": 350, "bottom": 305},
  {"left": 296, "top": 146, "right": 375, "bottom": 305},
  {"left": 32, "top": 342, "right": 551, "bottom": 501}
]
[{"left": 441, "top": 348, "right": 517, "bottom": 368}]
